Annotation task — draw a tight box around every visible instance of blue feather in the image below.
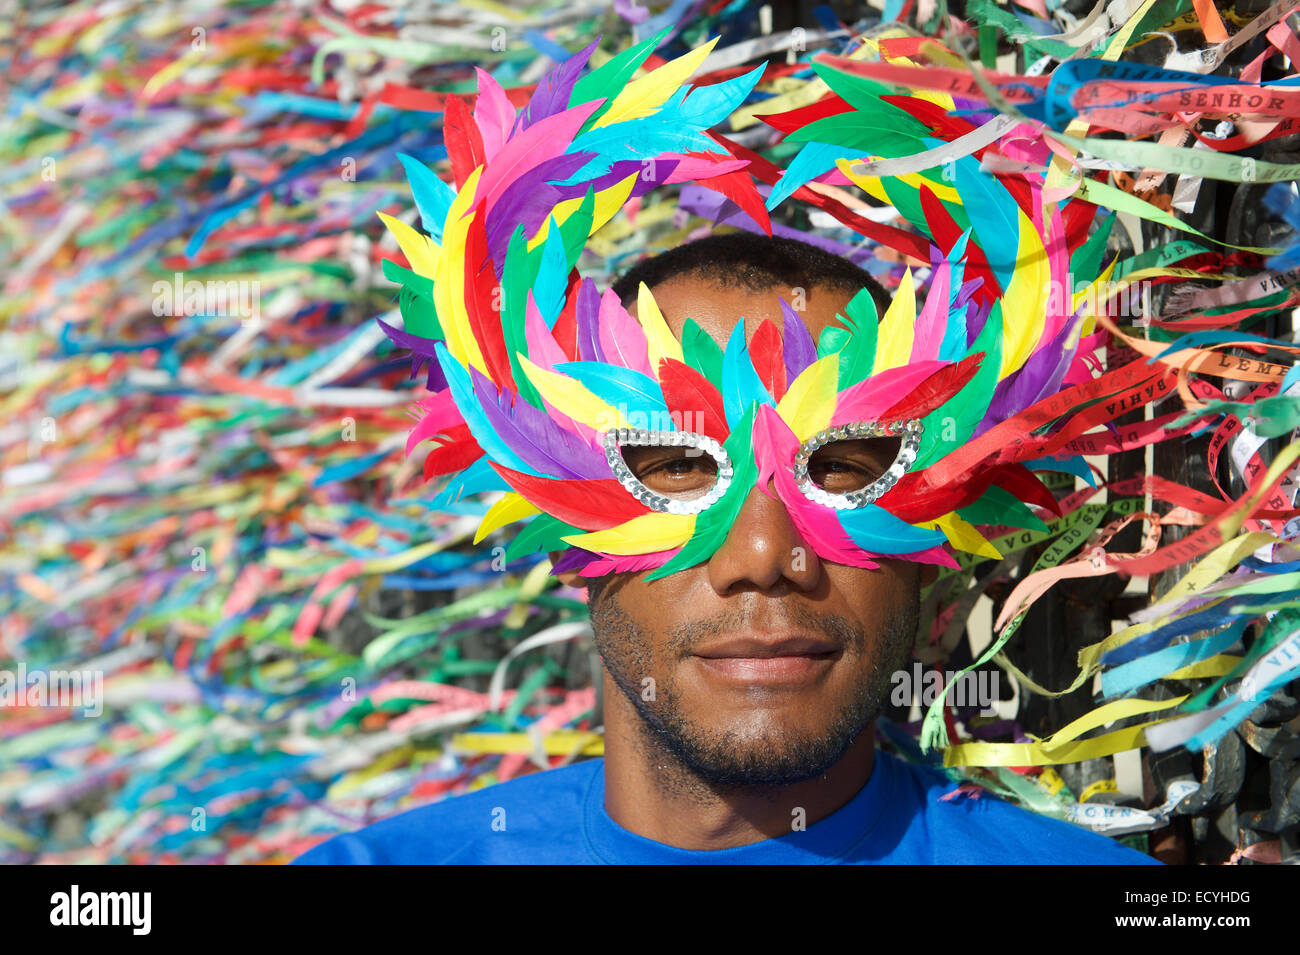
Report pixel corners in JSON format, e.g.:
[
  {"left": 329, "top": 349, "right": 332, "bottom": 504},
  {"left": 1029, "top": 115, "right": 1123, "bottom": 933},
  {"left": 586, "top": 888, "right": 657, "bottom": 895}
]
[
  {"left": 952, "top": 156, "right": 1021, "bottom": 293},
  {"left": 533, "top": 217, "right": 569, "bottom": 327},
  {"left": 561, "top": 119, "right": 718, "bottom": 183},
  {"left": 767, "top": 141, "right": 871, "bottom": 211},
  {"left": 430, "top": 457, "right": 509, "bottom": 508},
  {"left": 553, "top": 361, "right": 669, "bottom": 422},
  {"left": 836, "top": 505, "right": 947, "bottom": 555},
  {"left": 397, "top": 153, "right": 455, "bottom": 240},
  {"left": 937, "top": 230, "right": 972, "bottom": 363},
  {"left": 721, "top": 321, "right": 774, "bottom": 427},
  {"left": 434, "top": 342, "right": 540, "bottom": 475},
  {"left": 673, "top": 64, "right": 765, "bottom": 127}
]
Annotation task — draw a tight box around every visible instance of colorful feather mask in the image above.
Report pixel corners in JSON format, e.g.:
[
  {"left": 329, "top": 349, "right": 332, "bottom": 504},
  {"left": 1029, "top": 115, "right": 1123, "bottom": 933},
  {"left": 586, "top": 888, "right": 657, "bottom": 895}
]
[{"left": 377, "top": 31, "right": 1107, "bottom": 580}]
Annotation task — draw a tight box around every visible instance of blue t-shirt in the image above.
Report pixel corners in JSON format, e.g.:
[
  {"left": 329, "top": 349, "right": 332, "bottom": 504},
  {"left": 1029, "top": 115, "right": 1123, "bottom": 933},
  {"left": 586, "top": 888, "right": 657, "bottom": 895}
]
[{"left": 293, "top": 749, "right": 1161, "bottom": 864}]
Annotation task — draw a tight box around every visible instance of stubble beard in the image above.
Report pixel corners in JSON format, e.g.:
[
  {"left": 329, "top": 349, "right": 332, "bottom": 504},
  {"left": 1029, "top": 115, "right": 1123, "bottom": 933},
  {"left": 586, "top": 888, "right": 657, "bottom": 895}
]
[{"left": 589, "top": 585, "right": 919, "bottom": 792}]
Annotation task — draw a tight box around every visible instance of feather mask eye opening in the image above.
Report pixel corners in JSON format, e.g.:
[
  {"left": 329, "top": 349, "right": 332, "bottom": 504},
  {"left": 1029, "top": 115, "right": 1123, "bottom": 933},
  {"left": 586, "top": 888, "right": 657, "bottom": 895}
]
[
  {"left": 794, "top": 420, "right": 923, "bottom": 509},
  {"left": 603, "top": 428, "right": 734, "bottom": 515}
]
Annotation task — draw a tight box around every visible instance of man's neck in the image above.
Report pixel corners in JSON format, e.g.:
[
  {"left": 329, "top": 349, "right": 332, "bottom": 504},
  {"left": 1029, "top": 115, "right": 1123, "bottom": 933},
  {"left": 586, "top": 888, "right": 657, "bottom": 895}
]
[{"left": 600, "top": 676, "right": 878, "bottom": 851}]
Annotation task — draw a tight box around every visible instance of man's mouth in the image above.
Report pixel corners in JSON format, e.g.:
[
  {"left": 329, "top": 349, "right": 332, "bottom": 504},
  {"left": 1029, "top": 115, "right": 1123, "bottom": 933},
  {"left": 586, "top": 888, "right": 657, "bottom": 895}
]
[{"left": 691, "top": 634, "right": 840, "bottom": 685}]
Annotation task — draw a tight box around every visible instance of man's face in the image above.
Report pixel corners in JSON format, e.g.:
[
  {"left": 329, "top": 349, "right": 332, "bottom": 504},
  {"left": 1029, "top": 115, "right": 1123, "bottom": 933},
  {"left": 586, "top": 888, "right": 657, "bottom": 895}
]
[{"left": 573, "top": 273, "right": 922, "bottom": 787}]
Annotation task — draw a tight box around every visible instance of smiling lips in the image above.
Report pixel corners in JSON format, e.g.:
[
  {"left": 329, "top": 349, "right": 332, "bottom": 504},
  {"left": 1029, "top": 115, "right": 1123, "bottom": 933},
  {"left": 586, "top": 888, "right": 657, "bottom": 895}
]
[{"left": 692, "top": 635, "right": 840, "bottom": 685}]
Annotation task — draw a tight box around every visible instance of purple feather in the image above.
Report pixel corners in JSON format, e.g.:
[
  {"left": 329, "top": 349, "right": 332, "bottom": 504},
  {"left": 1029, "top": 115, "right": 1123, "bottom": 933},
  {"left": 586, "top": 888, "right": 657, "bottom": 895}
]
[
  {"left": 514, "top": 37, "right": 601, "bottom": 136},
  {"left": 977, "top": 317, "right": 1079, "bottom": 432},
  {"left": 470, "top": 367, "right": 610, "bottom": 479},
  {"left": 551, "top": 546, "right": 602, "bottom": 574},
  {"left": 485, "top": 151, "right": 595, "bottom": 267},
  {"left": 779, "top": 299, "right": 817, "bottom": 381},
  {"left": 552, "top": 157, "right": 681, "bottom": 203},
  {"left": 376, "top": 315, "right": 447, "bottom": 391},
  {"left": 575, "top": 277, "right": 606, "bottom": 362}
]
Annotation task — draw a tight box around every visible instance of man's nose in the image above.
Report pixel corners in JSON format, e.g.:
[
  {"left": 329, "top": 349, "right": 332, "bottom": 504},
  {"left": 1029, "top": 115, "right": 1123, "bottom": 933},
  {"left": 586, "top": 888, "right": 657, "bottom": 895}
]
[{"left": 706, "top": 481, "right": 821, "bottom": 595}]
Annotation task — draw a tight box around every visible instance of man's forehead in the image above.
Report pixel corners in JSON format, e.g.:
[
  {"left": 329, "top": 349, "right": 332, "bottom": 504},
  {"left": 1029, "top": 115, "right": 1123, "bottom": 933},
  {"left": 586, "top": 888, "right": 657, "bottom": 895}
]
[{"left": 625, "top": 274, "right": 859, "bottom": 349}]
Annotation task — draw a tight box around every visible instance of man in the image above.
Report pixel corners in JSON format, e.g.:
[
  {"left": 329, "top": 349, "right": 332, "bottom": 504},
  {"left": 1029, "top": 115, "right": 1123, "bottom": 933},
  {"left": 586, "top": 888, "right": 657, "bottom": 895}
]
[{"left": 295, "top": 234, "right": 1160, "bottom": 864}]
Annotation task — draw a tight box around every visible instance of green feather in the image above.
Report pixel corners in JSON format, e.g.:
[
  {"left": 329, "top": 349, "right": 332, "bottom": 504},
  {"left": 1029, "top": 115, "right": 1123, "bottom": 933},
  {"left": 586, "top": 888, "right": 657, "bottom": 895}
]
[
  {"left": 1069, "top": 211, "right": 1115, "bottom": 291},
  {"left": 570, "top": 26, "right": 672, "bottom": 133},
  {"left": 958, "top": 485, "right": 1048, "bottom": 531},
  {"left": 644, "top": 404, "right": 759, "bottom": 581},
  {"left": 681, "top": 318, "right": 725, "bottom": 385},
  {"left": 833, "top": 288, "right": 879, "bottom": 390},
  {"left": 558, "top": 186, "right": 596, "bottom": 271},
  {"left": 811, "top": 60, "right": 901, "bottom": 112},
  {"left": 500, "top": 225, "right": 544, "bottom": 406},
  {"left": 506, "top": 514, "right": 582, "bottom": 562},
  {"left": 398, "top": 284, "right": 442, "bottom": 341},
  {"left": 913, "top": 304, "right": 1002, "bottom": 469},
  {"left": 382, "top": 258, "right": 434, "bottom": 299},
  {"left": 817, "top": 325, "right": 849, "bottom": 358}
]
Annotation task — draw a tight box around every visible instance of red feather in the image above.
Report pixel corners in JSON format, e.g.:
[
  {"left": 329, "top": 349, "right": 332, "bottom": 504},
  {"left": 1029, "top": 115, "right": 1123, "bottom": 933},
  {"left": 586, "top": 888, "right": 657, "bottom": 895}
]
[
  {"left": 657, "top": 358, "right": 729, "bottom": 442},
  {"left": 490, "top": 464, "right": 648, "bottom": 531},
  {"left": 878, "top": 468, "right": 996, "bottom": 524},
  {"left": 443, "top": 94, "right": 486, "bottom": 190},
  {"left": 550, "top": 269, "right": 582, "bottom": 361},
  {"left": 422, "top": 424, "right": 483, "bottom": 480},
  {"left": 709, "top": 132, "right": 931, "bottom": 263},
  {"left": 880, "top": 353, "right": 984, "bottom": 421},
  {"left": 750, "top": 319, "right": 786, "bottom": 401},
  {"left": 918, "top": 186, "right": 1003, "bottom": 305},
  {"left": 695, "top": 165, "right": 772, "bottom": 235},
  {"left": 879, "top": 94, "right": 976, "bottom": 141},
  {"left": 990, "top": 464, "right": 1062, "bottom": 517},
  {"left": 464, "top": 201, "right": 514, "bottom": 389},
  {"left": 753, "top": 92, "right": 853, "bottom": 135},
  {"left": 1061, "top": 185, "right": 1102, "bottom": 253}
]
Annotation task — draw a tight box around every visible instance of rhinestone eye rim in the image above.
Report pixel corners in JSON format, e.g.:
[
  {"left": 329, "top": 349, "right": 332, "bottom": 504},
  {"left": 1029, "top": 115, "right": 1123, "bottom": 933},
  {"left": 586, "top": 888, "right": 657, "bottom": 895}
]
[
  {"left": 603, "top": 428, "right": 734, "bottom": 516},
  {"left": 793, "top": 419, "right": 924, "bottom": 510}
]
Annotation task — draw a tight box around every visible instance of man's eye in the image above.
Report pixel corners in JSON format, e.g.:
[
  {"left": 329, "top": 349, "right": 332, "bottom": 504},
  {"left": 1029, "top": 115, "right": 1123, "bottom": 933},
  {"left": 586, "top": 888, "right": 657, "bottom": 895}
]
[
  {"left": 620, "top": 446, "right": 719, "bottom": 500},
  {"left": 806, "top": 438, "right": 900, "bottom": 492}
]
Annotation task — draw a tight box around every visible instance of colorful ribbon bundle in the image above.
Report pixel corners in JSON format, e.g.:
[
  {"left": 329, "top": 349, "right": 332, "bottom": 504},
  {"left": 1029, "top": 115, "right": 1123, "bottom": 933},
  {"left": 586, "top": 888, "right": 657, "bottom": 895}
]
[{"left": 4, "top": 0, "right": 1300, "bottom": 864}]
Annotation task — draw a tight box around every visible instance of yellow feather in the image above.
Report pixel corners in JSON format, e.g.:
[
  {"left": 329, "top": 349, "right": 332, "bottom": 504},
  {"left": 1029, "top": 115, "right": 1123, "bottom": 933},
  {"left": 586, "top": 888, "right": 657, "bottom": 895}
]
[
  {"left": 561, "top": 513, "right": 696, "bottom": 555},
  {"left": 920, "top": 513, "right": 1003, "bottom": 559},
  {"left": 433, "top": 165, "right": 490, "bottom": 379},
  {"left": 590, "top": 37, "right": 720, "bottom": 130},
  {"left": 837, "top": 159, "right": 960, "bottom": 204},
  {"left": 377, "top": 212, "right": 441, "bottom": 278},
  {"left": 998, "top": 208, "right": 1050, "bottom": 379},
  {"left": 527, "top": 173, "right": 639, "bottom": 250},
  {"left": 518, "top": 356, "right": 631, "bottom": 431},
  {"left": 474, "top": 493, "right": 541, "bottom": 544},
  {"left": 776, "top": 352, "right": 840, "bottom": 442},
  {"left": 873, "top": 267, "right": 916, "bottom": 373},
  {"left": 636, "top": 282, "right": 685, "bottom": 370},
  {"left": 1072, "top": 256, "right": 1119, "bottom": 338}
]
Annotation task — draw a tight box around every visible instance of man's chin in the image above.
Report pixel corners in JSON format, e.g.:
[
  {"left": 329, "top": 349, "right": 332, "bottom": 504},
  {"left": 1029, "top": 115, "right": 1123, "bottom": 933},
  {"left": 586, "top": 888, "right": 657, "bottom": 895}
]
[{"left": 639, "top": 707, "right": 873, "bottom": 788}]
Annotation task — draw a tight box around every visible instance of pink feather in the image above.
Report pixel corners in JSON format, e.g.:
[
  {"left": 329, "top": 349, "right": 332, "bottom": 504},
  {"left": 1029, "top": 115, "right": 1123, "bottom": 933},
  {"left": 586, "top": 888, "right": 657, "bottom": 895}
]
[
  {"left": 405, "top": 389, "right": 464, "bottom": 456},
  {"left": 524, "top": 290, "right": 600, "bottom": 449},
  {"left": 661, "top": 153, "right": 750, "bottom": 183},
  {"left": 473, "top": 67, "right": 517, "bottom": 162},
  {"left": 831, "top": 360, "right": 949, "bottom": 426},
  {"left": 596, "top": 288, "right": 654, "bottom": 377},
  {"left": 478, "top": 100, "right": 603, "bottom": 217},
  {"left": 751, "top": 404, "right": 794, "bottom": 500},
  {"left": 910, "top": 261, "right": 951, "bottom": 363},
  {"left": 578, "top": 548, "right": 682, "bottom": 575}
]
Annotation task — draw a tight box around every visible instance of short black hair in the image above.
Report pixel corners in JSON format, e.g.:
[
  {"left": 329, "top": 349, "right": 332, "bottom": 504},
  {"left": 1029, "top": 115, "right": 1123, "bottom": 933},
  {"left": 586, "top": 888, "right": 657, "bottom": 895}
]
[{"left": 610, "top": 231, "right": 892, "bottom": 315}]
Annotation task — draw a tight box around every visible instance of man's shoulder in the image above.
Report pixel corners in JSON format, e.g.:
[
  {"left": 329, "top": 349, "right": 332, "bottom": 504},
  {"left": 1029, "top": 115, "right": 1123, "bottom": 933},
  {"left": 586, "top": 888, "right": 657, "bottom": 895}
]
[
  {"left": 293, "top": 759, "right": 600, "bottom": 864},
  {"left": 882, "top": 751, "right": 1162, "bottom": 865}
]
